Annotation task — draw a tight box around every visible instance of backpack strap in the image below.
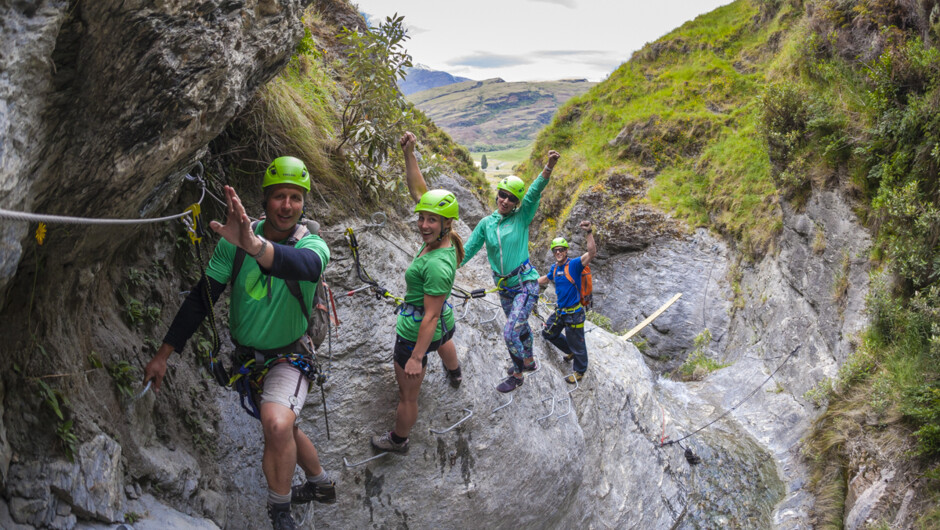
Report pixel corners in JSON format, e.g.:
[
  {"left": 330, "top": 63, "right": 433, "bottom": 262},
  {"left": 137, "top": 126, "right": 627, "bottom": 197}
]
[{"left": 563, "top": 261, "right": 577, "bottom": 287}]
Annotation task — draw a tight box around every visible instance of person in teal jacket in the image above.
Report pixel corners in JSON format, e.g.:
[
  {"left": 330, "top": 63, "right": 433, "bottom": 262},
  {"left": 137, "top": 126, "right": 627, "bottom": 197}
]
[{"left": 460, "top": 149, "right": 560, "bottom": 392}]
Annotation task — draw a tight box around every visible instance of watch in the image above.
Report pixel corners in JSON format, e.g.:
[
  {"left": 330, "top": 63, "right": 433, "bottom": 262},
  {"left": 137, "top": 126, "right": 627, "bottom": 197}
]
[{"left": 249, "top": 236, "right": 268, "bottom": 259}]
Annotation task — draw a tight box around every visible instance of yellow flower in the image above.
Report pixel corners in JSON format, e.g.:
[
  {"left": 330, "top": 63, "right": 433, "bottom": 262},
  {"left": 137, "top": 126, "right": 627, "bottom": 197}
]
[{"left": 35, "top": 223, "right": 47, "bottom": 245}]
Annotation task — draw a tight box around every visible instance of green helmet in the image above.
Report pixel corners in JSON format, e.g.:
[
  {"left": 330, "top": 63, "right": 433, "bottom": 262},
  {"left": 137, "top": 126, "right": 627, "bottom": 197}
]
[
  {"left": 414, "top": 189, "right": 459, "bottom": 220},
  {"left": 263, "top": 156, "right": 310, "bottom": 191},
  {"left": 497, "top": 175, "right": 525, "bottom": 201},
  {"left": 551, "top": 237, "right": 569, "bottom": 250}
]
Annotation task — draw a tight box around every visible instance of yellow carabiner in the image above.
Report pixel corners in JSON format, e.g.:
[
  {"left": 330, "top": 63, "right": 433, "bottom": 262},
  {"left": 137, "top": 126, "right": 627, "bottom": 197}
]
[{"left": 184, "top": 203, "right": 202, "bottom": 245}]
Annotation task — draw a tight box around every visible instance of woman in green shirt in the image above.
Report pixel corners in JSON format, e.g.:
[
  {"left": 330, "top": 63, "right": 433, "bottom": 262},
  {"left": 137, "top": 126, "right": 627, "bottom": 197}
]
[
  {"left": 371, "top": 132, "right": 464, "bottom": 453},
  {"left": 460, "top": 149, "right": 560, "bottom": 393}
]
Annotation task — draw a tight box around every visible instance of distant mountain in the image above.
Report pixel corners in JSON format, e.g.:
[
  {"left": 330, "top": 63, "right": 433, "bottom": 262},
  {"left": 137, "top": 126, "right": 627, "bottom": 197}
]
[
  {"left": 398, "top": 64, "right": 473, "bottom": 95},
  {"left": 407, "top": 78, "right": 596, "bottom": 151}
]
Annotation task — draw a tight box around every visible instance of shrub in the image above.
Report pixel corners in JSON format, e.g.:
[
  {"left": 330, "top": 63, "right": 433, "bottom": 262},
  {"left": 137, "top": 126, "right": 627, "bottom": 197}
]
[{"left": 338, "top": 14, "right": 414, "bottom": 198}]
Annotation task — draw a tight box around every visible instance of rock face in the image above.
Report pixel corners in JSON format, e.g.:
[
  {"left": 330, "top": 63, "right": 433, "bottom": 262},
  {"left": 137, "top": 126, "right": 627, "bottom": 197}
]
[
  {"left": 0, "top": 0, "right": 309, "bottom": 304},
  {"left": 0, "top": 1, "right": 877, "bottom": 528}
]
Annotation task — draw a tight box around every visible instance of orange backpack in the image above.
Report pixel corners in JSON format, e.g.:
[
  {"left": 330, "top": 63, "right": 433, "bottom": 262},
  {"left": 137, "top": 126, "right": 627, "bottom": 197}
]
[{"left": 555, "top": 261, "right": 593, "bottom": 308}]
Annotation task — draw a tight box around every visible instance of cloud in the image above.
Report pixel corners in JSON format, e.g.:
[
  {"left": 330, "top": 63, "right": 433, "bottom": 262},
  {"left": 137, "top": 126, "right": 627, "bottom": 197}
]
[
  {"left": 447, "top": 52, "right": 533, "bottom": 69},
  {"left": 527, "top": 0, "right": 577, "bottom": 7},
  {"left": 405, "top": 23, "right": 429, "bottom": 35},
  {"left": 533, "top": 50, "right": 609, "bottom": 58}
]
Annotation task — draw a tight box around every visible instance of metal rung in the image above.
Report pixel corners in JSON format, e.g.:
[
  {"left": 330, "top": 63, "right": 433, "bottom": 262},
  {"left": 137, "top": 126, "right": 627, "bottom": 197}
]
[
  {"left": 343, "top": 453, "right": 389, "bottom": 468},
  {"left": 556, "top": 372, "right": 580, "bottom": 419},
  {"left": 293, "top": 501, "right": 314, "bottom": 527},
  {"left": 492, "top": 391, "right": 513, "bottom": 413},
  {"left": 535, "top": 395, "right": 556, "bottom": 421},
  {"left": 429, "top": 408, "right": 473, "bottom": 434},
  {"left": 455, "top": 300, "right": 472, "bottom": 322},
  {"left": 479, "top": 307, "right": 501, "bottom": 324}
]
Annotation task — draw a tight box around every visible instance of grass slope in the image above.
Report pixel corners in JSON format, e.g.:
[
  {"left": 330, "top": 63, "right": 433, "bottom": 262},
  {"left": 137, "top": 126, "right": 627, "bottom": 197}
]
[
  {"left": 523, "top": 0, "right": 940, "bottom": 524},
  {"left": 522, "top": 0, "right": 791, "bottom": 258}
]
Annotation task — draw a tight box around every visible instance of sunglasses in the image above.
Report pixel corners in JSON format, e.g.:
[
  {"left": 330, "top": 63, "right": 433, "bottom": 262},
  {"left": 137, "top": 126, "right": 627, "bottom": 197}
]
[
  {"left": 497, "top": 190, "right": 519, "bottom": 204},
  {"left": 552, "top": 248, "right": 567, "bottom": 254}
]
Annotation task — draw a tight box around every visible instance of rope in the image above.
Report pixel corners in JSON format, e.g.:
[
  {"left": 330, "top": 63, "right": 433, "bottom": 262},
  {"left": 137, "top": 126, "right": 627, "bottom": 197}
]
[
  {"left": 0, "top": 164, "right": 208, "bottom": 225},
  {"left": 344, "top": 227, "right": 404, "bottom": 305},
  {"left": 660, "top": 345, "right": 801, "bottom": 448}
]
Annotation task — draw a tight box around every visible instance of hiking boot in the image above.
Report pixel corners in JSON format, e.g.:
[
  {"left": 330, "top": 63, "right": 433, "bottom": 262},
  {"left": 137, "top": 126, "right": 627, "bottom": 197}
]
[
  {"left": 291, "top": 480, "right": 336, "bottom": 505},
  {"left": 371, "top": 431, "right": 409, "bottom": 453},
  {"left": 505, "top": 360, "right": 538, "bottom": 375},
  {"left": 267, "top": 503, "right": 297, "bottom": 530},
  {"left": 565, "top": 372, "right": 585, "bottom": 384},
  {"left": 563, "top": 353, "right": 574, "bottom": 362},
  {"left": 496, "top": 375, "right": 524, "bottom": 393},
  {"left": 443, "top": 360, "right": 462, "bottom": 389}
]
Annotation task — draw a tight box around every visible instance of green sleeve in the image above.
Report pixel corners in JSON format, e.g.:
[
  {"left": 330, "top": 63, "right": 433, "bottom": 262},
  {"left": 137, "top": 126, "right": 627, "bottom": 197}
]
[
  {"left": 459, "top": 218, "right": 487, "bottom": 268},
  {"left": 519, "top": 174, "right": 548, "bottom": 225},
  {"left": 206, "top": 239, "right": 236, "bottom": 284}
]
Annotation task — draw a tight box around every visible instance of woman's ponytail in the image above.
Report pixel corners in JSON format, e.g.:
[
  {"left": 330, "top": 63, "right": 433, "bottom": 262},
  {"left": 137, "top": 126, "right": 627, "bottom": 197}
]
[{"left": 451, "top": 231, "right": 465, "bottom": 265}]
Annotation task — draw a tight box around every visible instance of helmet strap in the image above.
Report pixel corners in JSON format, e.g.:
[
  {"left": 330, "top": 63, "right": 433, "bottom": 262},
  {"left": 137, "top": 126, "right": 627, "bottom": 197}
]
[{"left": 436, "top": 226, "right": 450, "bottom": 242}]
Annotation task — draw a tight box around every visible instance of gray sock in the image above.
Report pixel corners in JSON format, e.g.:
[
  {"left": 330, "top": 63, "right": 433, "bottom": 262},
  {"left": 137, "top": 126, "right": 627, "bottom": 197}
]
[
  {"left": 307, "top": 470, "right": 331, "bottom": 484},
  {"left": 268, "top": 489, "right": 291, "bottom": 506}
]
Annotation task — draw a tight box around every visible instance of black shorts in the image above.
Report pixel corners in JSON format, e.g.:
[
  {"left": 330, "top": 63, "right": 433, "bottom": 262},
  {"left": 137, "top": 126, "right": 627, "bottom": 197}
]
[{"left": 393, "top": 326, "right": 456, "bottom": 370}]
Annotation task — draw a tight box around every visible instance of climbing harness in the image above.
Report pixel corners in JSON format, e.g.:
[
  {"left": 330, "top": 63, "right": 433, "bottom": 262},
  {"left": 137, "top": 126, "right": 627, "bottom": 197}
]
[{"left": 227, "top": 340, "right": 324, "bottom": 420}]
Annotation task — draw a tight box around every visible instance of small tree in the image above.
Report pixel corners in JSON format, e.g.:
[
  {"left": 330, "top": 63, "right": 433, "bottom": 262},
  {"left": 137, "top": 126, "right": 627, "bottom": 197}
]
[
  {"left": 480, "top": 154, "right": 488, "bottom": 170},
  {"left": 338, "top": 14, "right": 413, "bottom": 197}
]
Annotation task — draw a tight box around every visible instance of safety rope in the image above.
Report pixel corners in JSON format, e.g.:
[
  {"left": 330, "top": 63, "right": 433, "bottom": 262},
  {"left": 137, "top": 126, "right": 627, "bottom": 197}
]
[
  {"left": 182, "top": 202, "right": 226, "bottom": 386},
  {"left": 344, "top": 227, "right": 404, "bottom": 305},
  {"left": 0, "top": 163, "right": 209, "bottom": 225},
  {"left": 656, "top": 345, "right": 802, "bottom": 465}
]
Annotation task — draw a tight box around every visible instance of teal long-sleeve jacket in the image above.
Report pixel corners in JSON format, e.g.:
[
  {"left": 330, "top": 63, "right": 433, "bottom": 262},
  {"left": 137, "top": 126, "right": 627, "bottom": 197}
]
[{"left": 459, "top": 172, "right": 549, "bottom": 287}]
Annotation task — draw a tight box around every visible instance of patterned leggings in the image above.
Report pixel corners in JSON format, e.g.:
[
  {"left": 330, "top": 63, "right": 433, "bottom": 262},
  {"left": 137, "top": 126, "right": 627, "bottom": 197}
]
[{"left": 499, "top": 280, "right": 539, "bottom": 374}]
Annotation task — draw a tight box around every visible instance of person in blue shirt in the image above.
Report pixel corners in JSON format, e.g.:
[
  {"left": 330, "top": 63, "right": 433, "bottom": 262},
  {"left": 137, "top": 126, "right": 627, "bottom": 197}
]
[{"left": 537, "top": 220, "right": 596, "bottom": 383}]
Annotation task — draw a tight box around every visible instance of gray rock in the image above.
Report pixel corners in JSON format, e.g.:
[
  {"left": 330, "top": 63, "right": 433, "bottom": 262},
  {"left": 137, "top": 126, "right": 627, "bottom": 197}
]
[
  {"left": 0, "top": 0, "right": 309, "bottom": 301},
  {"left": 587, "top": 228, "right": 734, "bottom": 373}
]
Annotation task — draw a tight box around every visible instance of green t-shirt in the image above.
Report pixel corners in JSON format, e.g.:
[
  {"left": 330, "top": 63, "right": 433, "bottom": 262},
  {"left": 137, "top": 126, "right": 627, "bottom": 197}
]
[
  {"left": 460, "top": 173, "right": 548, "bottom": 287},
  {"left": 205, "top": 221, "right": 330, "bottom": 350},
  {"left": 395, "top": 244, "right": 456, "bottom": 343}
]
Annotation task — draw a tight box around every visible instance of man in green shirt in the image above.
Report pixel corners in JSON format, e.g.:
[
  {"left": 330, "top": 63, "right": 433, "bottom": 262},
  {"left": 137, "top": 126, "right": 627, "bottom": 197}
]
[{"left": 144, "top": 157, "right": 334, "bottom": 530}]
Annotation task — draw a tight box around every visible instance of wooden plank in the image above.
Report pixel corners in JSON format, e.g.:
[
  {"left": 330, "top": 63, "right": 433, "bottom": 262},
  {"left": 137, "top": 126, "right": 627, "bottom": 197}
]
[{"left": 620, "top": 293, "right": 683, "bottom": 340}]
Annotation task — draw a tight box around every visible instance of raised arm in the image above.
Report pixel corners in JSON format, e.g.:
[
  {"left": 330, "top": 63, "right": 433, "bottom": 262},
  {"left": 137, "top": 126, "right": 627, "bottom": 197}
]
[
  {"left": 541, "top": 149, "right": 560, "bottom": 181},
  {"left": 580, "top": 220, "right": 597, "bottom": 266},
  {"left": 519, "top": 149, "right": 561, "bottom": 224},
  {"left": 401, "top": 131, "right": 428, "bottom": 203}
]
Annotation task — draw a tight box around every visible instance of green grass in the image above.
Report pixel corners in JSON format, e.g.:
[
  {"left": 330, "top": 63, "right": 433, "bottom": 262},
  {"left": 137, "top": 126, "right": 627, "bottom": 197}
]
[
  {"left": 517, "top": 0, "right": 785, "bottom": 257},
  {"left": 210, "top": 5, "right": 486, "bottom": 213}
]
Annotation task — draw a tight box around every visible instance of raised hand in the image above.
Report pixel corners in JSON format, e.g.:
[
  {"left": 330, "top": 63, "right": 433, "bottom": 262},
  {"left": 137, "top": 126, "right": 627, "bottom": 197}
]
[
  {"left": 209, "top": 185, "right": 258, "bottom": 252},
  {"left": 400, "top": 131, "right": 417, "bottom": 155}
]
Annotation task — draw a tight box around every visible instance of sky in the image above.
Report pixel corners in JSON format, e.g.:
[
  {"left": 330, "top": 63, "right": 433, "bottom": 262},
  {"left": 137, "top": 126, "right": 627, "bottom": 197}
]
[{"left": 355, "top": 0, "right": 733, "bottom": 82}]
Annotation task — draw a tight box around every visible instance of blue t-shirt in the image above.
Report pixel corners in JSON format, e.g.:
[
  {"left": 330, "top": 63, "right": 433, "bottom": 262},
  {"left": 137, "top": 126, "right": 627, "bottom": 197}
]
[{"left": 548, "top": 257, "right": 584, "bottom": 309}]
